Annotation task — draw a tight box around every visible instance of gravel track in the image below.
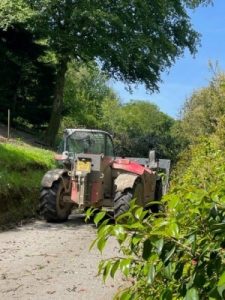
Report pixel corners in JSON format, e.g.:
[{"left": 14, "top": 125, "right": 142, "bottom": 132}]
[{"left": 0, "top": 213, "right": 125, "bottom": 300}]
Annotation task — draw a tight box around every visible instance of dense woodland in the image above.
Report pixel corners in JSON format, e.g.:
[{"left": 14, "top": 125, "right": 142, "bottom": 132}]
[{"left": 3, "top": 1, "right": 225, "bottom": 299}]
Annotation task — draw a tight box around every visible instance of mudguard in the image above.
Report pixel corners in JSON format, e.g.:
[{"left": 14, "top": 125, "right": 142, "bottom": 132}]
[
  {"left": 113, "top": 158, "right": 153, "bottom": 175},
  {"left": 41, "top": 169, "right": 68, "bottom": 188},
  {"left": 114, "top": 173, "right": 139, "bottom": 192}
]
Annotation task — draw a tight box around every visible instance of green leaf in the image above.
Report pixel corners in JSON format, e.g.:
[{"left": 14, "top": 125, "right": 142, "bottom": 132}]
[
  {"left": 97, "top": 224, "right": 113, "bottom": 237},
  {"left": 110, "top": 260, "right": 120, "bottom": 278},
  {"left": 103, "top": 261, "right": 112, "bottom": 282},
  {"left": 98, "top": 260, "right": 105, "bottom": 275},
  {"left": 85, "top": 207, "right": 97, "bottom": 222},
  {"left": 152, "top": 238, "right": 164, "bottom": 255},
  {"left": 164, "top": 262, "right": 176, "bottom": 279},
  {"left": 218, "top": 271, "right": 225, "bottom": 287},
  {"left": 120, "top": 259, "right": 131, "bottom": 277},
  {"left": 131, "top": 234, "right": 143, "bottom": 246},
  {"left": 134, "top": 207, "right": 144, "bottom": 220},
  {"left": 168, "top": 195, "right": 179, "bottom": 210},
  {"left": 164, "top": 246, "right": 176, "bottom": 263},
  {"left": 217, "top": 284, "right": 225, "bottom": 298},
  {"left": 124, "top": 222, "right": 145, "bottom": 230},
  {"left": 115, "top": 211, "right": 133, "bottom": 223},
  {"left": 97, "top": 218, "right": 110, "bottom": 231},
  {"left": 142, "top": 239, "right": 152, "bottom": 261},
  {"left": 94, "top": 211, "right": 106, "bottom": 226},
  {"left": 97, "top": 237, "right": 107, "bottom": 253},
  {"left": 208, "top": 286, "right": 222, "bottom": 299},
  {"left": 120, "top": 289, "right": 132, "bottom": 300},
  {"left": 185, "top": 288, "right": 199, "bottom": 300},
  {"left": 147, "top": 264, "right": 155, "bottom": 284},
  {"left": 168, "top": 222, "right": 179, "bottom": 238},
  {"left": 113, "top": 225, "right": 127, "bottom": 243},
  {"left": 89, "top": 237, "right": 98, "bottom": 251},
  {"left": 160, "top": 289, "right": 172, "bottom": 300}
]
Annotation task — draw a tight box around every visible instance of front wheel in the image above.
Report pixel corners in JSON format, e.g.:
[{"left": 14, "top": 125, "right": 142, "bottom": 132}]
[
  {"left": 114, "top": 190, "right": 133, "bottom": 219},
  {"left": 151, "top": 179, "right": 163, "bottom": 213},
  {"left": 114, "top": 181, "right": 144, "bottom": 219},
  {"left": 40, "top": 179, "right": 73, "bottom": 222}
]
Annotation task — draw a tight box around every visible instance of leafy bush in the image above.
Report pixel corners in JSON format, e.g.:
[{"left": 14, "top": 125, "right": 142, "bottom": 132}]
[{"left": 90, "top": 139, "right": 225, "bottom": 299}]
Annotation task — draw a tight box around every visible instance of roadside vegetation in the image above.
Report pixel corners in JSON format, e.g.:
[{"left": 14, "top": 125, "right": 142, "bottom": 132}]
[
  {"left": 91, "top": 72, "right": 225, "bottom": 299},
  {"left": 0, "top": 141, "right": 55, "bottom": 226}
]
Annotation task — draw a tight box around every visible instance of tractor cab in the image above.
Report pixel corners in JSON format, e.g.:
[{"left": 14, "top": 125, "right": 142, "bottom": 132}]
[{"left": 62, "top": 129, "right": 115, "bottom": 157}]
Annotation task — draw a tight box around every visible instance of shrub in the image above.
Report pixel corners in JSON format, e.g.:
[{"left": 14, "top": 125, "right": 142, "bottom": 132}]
[{"left": 90, "top": 139, "right": 225, "bottom": 299}]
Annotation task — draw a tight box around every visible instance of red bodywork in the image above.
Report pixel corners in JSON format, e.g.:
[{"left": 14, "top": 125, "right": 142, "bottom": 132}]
[
  {"left": 112, "top": 158, "right": 153, "bottom": 175},
  {"left": 71, "top": 181, "right": 78, "bottom": 202}
]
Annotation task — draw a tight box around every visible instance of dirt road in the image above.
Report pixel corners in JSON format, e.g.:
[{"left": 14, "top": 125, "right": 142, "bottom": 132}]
[{"left": 0, "top": 213, "right": 124, "bottom": 300}]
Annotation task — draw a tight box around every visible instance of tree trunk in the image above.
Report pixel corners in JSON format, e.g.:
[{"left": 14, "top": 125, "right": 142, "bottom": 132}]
[{"left": 45, "top": 58, "right": 68, "bottom": 146}]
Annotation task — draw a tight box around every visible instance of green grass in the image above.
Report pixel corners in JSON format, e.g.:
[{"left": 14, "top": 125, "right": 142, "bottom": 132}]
[{"left": 0, "top": 142, "right": 56, "bottom": 226}]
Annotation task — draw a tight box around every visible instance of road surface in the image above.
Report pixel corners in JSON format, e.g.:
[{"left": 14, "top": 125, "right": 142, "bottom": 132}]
[{"left": 0, "top": 213, "right": 125, "bottom": 300}]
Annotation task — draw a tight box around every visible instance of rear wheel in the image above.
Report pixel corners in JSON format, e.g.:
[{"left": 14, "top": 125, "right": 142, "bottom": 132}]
[
  {"left": 114, "top": 181, "right": 144, "bottom": 219},
  {"left": 114, "top": 190, "right": 133, "bottom": 219},
  {"left": 40, "top": 179, "right": 73, "bottom": 222},
  {"left": 151, "top": 179, "right": 163, "bottom": 213}
]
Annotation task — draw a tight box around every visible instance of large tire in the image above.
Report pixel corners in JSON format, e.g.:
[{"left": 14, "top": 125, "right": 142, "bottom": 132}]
[
  {"left": 40, "top": 180, "right": 73, "bottom": 222},
  {"left": 155, "top": 179, "right": 163, "bottom": 201},
  {"left": 114, "top": 190, "right": 133, "bottom": 219},
  {"left": 151, "top": 179, "right": 163, "bottom": 213}
]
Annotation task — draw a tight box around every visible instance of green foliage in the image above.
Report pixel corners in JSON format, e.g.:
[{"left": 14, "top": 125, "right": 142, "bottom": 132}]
[
  {"left": 0, "top": 0, "right": 34, "bottom": 29},
  {"left": 0, "top": 0, "right": 213, "bottom": 144},
  {"left": 61, "top": 61, "right": 117, "bottom": 130},
  {"left": 0, "top": 24, "right": 56, "bottom": 132},
  {"left": 92, "top": 138, "right": 225, "bottom": 299},
  {"left": 62, "top": 62, "right": 178, "bottom": 160},
  {"left": 0, "top": 142, "right": 55, "bottom": 226},
  {"left": 29, "top": 0, "right": 207, "bottom": 91},
  {"left": 25, "top": 0, "right": 211, "bottom": 144},
  {"left": 101, "top": 99, "right": 177, "bottom": 160},
  {"left": 177, "top": 72, "right": 225, "bottom": 146}
]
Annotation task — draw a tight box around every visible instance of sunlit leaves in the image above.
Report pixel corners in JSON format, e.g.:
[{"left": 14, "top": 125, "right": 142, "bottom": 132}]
[
  {"left": 89, "top": 137, "right": 225, "bottom": 299},
  {"left": 184, "top": 288, "right": 199, "bottom": 300},
  {"left": 0, "top": 0, "right": 34, "bottom": 29}
]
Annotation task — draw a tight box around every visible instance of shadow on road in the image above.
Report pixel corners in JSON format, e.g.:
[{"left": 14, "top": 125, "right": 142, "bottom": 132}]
[{"left": 25, "top": 212, "right": 95, "bottom": 231}]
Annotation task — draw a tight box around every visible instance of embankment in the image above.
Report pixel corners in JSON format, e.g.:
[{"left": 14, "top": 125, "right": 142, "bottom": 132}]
[{"left": 0, "top": 142, "right": 55, "bottom": 227}]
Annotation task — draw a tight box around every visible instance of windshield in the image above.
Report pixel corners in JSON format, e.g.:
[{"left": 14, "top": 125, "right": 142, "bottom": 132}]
[{"left": 65, "top": 131, "right": 114, "bottom": 156}]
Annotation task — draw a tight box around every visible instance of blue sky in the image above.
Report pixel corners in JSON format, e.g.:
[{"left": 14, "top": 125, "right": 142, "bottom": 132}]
[{"left": 110, "top": 1, "right": 225, "bottom": 118}]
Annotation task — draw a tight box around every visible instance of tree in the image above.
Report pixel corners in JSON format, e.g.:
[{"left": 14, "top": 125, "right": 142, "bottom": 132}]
[
  {"left": 62, "top": 66, "right": 178, "bottom": 159},
  {"left": 0, "top": 0, "right": 34, "bottom": 29},
  {"left": 0, "top": 24, "right": 55, "bottom": 131},
  {"left": 177, "top": 72, "right": 225, "bottom": 145},
  {"left": 62, "top": 61, "right": 117, "bottom": 131},
  {"left": 101, "top": 100, "right": 177, "bottom": 160},
  {"left": 26, "top": 0, "right": 212, "bottom": 145}
]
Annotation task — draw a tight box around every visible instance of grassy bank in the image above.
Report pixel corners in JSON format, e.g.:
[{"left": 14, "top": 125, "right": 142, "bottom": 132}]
[{"left": 0, "top": 142, "right": 55, "bottom": 226}]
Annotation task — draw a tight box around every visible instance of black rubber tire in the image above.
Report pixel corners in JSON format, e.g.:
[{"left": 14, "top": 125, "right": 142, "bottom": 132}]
[
  {"left": 39, "top": 180, "right": 73, "bottom": 222},
  {"left": 114, "top": 190, "right": 133, "bottom": 219},
  {"left": 155, "top": 179, "right": 163, "bottom": 200},
  {"left": 151, "top": 179, "right": 163, "bottom": 213}
]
